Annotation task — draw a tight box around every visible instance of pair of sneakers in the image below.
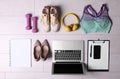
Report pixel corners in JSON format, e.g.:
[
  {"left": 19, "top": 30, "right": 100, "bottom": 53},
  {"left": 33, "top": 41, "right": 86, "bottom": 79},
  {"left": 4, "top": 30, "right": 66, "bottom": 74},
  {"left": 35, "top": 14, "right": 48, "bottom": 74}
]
[{"left": 41, "top": 6, "right": 60, "bottom": 32}]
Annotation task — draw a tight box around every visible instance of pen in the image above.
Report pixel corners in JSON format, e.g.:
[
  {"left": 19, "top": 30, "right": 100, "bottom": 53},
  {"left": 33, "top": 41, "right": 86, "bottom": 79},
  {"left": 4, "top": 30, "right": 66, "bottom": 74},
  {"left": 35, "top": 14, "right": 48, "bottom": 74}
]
[{"left": 90, "top": 45, "right": 92, "bottom": 57}]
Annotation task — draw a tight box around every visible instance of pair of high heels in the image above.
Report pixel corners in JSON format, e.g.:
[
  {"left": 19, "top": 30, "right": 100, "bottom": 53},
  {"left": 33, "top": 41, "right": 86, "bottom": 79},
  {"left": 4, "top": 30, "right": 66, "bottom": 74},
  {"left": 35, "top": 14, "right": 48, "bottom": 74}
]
[{"left": 33, "top": 39, "right": 50, "bottom": 61}]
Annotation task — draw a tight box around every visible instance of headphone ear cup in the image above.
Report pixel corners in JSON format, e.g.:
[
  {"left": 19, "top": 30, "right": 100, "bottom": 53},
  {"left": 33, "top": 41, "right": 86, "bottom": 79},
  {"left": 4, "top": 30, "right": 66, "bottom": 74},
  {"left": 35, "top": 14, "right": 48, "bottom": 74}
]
[
  {"left": 72, "top": 24, "right": 79, "bottom": 31},
  {"left": 64, "top": 26, "right": 72, "bottom": 32}
]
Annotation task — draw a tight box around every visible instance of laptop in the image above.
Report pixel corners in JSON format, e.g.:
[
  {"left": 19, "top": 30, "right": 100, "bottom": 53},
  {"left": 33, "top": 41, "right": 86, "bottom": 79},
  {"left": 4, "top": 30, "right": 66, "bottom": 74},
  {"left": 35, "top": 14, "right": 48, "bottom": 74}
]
[{"left": 52, "top": 40, "right": 84, "bottom": 74}]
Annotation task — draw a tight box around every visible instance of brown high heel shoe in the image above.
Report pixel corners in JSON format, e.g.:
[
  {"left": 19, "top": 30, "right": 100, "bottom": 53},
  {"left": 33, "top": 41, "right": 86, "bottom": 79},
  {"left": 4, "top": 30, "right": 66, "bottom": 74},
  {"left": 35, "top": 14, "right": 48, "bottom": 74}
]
[
  {"left": 33, "top": 40, "right": 42, "bottom": 61},
  {"left": 41, "top": 39, "right": 50, "bottom": 60}
]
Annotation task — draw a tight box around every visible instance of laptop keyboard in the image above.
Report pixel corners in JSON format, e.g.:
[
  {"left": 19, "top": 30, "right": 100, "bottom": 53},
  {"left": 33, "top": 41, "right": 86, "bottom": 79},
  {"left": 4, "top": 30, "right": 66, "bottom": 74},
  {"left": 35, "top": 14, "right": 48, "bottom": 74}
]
[{"left": 55, "top": 50, "right": 81, "bottom": 60}]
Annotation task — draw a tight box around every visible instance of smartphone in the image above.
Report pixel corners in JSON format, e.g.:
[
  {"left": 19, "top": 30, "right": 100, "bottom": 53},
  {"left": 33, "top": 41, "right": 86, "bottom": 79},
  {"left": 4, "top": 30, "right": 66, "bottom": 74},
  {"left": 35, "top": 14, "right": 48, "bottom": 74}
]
[{"left": 94, "top": 45, "right": 101, "bottom": 59}]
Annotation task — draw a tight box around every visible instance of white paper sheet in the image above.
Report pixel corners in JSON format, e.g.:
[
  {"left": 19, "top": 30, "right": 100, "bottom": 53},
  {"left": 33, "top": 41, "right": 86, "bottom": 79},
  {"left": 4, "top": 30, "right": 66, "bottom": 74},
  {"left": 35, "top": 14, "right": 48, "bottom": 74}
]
[{"left": 10, "top": 39, "right": 31, "bottom": 67}]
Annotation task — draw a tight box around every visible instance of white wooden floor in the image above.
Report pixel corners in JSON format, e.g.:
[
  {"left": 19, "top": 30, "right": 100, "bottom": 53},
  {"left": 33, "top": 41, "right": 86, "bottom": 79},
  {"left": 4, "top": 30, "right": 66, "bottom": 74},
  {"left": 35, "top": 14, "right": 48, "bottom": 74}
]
[{"left": 0, "top": 0, "right": 120, "bottom": 79}]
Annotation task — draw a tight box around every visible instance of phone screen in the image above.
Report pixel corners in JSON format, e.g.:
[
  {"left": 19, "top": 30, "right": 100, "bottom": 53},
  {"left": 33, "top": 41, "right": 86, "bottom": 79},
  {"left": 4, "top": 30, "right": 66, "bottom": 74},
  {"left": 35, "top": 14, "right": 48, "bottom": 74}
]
[{"left": 94, "top": 45, "right": 101, "bottom": 59}]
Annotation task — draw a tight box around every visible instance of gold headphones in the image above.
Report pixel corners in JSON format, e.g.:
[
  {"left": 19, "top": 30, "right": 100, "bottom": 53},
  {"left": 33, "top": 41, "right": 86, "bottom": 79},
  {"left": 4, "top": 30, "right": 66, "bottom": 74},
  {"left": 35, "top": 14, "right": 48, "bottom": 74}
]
[{"left": 61, "top": 13, "right": 80, "bottom": 32}]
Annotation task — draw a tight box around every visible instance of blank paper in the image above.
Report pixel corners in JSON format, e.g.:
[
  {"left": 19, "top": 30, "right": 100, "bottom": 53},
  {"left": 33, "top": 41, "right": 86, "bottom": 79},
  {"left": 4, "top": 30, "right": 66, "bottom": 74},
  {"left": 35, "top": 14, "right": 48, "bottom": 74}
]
[{"left": 10, "top": 39, "right": 31, "bottom": 67}]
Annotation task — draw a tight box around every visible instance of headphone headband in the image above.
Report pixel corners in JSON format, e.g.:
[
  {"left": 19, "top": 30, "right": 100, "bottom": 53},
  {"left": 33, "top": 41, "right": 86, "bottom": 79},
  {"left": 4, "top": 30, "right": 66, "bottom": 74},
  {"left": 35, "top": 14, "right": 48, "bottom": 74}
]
[{"left": 61, "top": 13, "right": 79, "bottom": 27}]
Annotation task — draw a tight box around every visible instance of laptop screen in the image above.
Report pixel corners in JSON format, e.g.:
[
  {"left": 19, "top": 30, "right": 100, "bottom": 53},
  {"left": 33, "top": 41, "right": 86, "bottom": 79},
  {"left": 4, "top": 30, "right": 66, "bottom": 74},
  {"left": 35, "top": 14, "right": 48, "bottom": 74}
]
[{"left": 52, "top": 62, "right": 84, "bottom": 74}]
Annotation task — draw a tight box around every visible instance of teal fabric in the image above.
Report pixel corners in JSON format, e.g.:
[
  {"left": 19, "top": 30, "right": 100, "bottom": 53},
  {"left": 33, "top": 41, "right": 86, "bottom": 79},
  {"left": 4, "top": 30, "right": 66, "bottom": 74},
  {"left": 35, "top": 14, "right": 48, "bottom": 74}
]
[{"left": 80, "top": 4, "right": 112, "bottom": 34}]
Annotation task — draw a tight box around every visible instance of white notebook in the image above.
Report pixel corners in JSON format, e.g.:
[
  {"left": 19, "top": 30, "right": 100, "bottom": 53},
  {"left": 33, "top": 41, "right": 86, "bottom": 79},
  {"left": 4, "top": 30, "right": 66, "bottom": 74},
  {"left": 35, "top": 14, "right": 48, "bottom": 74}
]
[{"left": 10, "top": 39, "right": 32, "bottom": 67}]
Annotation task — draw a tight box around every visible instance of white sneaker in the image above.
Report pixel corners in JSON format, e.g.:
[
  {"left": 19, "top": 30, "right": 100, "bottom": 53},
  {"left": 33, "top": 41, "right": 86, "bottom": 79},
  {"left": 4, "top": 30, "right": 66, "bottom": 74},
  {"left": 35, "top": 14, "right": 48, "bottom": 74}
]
[
  {"left": 50, "top": 6, "right": 60, "bottom": 32},
  {"left": 41, "top": 6, "right": 50, "bottom": 32}
]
